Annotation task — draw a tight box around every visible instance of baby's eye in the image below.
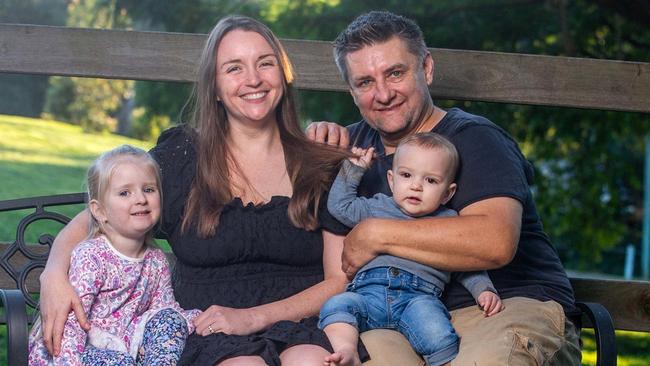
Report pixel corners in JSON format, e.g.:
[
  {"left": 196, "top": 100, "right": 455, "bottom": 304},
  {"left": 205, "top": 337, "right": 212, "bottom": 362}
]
[
  {"left": 426, "top": 177, "right": 437, "bottom": 184},
  {"left": 400, "top": 172, "right": 411, "bottom": 178},
  {"left": 119, "top": 190, "right": 129, "bottom": 197}
]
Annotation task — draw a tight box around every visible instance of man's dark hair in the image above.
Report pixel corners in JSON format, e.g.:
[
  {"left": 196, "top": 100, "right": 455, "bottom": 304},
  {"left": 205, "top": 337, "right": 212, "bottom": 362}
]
[{"left": 334, "top": 11, "right": 428, "bottom": 83}]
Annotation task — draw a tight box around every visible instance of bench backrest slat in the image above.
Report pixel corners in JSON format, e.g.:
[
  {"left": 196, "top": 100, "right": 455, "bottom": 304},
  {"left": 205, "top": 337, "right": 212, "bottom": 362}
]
[{"left": 1, "top": 24, "right": 649, "bottom": 113}]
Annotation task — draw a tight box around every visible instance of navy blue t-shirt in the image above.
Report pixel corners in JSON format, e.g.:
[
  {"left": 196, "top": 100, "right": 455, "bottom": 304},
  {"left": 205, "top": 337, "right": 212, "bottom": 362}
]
[{"left": 348, "top": 108, "right": 580, "bottom": 319}]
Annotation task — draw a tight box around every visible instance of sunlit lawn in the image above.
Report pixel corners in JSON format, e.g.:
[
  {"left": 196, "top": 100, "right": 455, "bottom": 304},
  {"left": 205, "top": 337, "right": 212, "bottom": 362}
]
[
  {"left": 582, "top": 329, "right": 650, "bottom": 365},
  {"left": 1, "top": 114, "right": 649, "bottom": 364},
  {"left": 0, "top": 114, "right": 154, "bottom": 243}
]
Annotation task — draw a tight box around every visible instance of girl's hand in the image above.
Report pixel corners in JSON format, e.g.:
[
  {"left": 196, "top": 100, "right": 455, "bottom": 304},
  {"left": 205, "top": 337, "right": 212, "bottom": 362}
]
[
  {"left": 194, "top": 305, "right": 265, "bottom": 337},
  {"left": 478, "top": 291, "right": 504, "bottom": 317},
  {"left": 349, "top": 147, "right": 375, "bottom": 169},
  {"left": 39, "top": 271, "right": 90, "bottom": 355}
]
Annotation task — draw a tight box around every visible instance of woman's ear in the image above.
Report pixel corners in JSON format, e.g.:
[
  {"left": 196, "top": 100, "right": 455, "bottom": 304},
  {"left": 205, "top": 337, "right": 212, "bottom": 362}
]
[{"left": 442, "top": 182, "right": 457, "bottom": 204}]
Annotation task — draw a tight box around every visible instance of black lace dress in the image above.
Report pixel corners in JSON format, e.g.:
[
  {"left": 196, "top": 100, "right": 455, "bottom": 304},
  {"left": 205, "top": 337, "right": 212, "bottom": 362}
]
[{"left": 149, "top": 127, "right": 357, "bottom": 366}]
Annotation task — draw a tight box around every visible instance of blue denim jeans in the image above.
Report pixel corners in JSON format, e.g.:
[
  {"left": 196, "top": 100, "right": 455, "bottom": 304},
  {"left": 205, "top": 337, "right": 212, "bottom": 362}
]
[{"left": 319, "top": 267, "right": 458, "bottom": 366}]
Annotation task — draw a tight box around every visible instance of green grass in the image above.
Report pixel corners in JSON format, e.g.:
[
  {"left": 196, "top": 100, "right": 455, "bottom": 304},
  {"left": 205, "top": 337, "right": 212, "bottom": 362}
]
[
  {"left": 1, "top": 114, "right": 650, "bottom": 364},
  {"left": 582, "top": 329, "right": 650, "bottom": 365},
  {"left": 0, "top": 114, "right": 153, "bottom": 242}
]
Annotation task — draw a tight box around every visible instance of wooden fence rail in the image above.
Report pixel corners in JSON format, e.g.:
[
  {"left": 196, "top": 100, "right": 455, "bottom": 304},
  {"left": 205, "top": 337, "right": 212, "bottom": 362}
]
[{"left": 1, "top": 24, "right": 649, "bottom": 112}]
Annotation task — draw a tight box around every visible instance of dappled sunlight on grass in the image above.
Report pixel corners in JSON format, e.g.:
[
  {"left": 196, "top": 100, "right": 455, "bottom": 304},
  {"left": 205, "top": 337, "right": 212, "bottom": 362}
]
[
  {"left": 0, "top": 114, "right": 153, "bottom": 169},
  {"left": 581, "top": 329, "right": 650, "bottom": 366},
  {"left": 0, "top": 114, "right": 155, "bottom": 240}
]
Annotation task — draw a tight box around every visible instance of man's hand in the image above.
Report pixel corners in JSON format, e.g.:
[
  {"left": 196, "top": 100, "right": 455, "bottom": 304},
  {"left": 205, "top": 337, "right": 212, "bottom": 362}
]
[
  {"left": 342, "top": 218, "right": 382, "bottom": 279},
  {"left": 39, "top": 271, "right": 90, "bottom": 355},
  {"left": 305, "top": 121, "right": 350, "bottom": 148}
]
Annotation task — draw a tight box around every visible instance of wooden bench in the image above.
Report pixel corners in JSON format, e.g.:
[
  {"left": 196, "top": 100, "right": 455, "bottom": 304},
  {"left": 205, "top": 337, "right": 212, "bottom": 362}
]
[{"left": 1, "top": 23, "right": 650, "bottom": 366}]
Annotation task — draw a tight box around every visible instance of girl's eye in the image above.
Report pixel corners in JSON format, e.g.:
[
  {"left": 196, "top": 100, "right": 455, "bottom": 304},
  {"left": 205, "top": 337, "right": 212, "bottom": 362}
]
[
  {"left": 119, "top": 190, "right": 129, "bottom": 197},
  {"left": 144, "top": 187, "right": 156, "bottom": 193},
  {"left": 260, "top": 60, "right": 275, "bottom": 68}
]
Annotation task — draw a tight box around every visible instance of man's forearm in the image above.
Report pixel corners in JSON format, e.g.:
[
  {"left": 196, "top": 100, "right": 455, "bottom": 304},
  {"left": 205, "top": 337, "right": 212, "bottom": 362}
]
[{"left": 344, "top": 197, "right": 522, "bottom": 272}]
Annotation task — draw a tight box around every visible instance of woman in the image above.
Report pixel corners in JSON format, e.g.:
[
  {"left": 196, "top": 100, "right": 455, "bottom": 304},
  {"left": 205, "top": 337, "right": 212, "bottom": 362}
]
[{"left": 38, "top": 16, "right": 359, "bottom": 366}]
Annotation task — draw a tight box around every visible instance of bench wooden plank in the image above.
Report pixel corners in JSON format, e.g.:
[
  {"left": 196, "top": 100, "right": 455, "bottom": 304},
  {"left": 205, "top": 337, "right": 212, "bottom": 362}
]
[
  {"left": 1, "top": 24, "right": 649, "bottom": 113},
  {"left": 571, "top": 277, "right": 650, "bottom": 332}
]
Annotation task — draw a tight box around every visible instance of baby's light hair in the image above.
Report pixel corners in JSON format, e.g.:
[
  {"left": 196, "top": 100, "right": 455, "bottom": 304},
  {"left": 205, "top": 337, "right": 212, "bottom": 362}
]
[
  {"left": 86, "top": 145, "right": 162, "bottom": 247},
  {"left": 395, "top": 132, "right": 459, "bottom": 182}
]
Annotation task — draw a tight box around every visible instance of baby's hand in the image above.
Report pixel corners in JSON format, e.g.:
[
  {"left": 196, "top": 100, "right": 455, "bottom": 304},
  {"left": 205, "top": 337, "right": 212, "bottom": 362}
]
[
  {"left": 478, "top": 291, "right": 504, "bottom": 317},
  {"left": 349, "top": 147, "right": 374, "bottom": 169}
]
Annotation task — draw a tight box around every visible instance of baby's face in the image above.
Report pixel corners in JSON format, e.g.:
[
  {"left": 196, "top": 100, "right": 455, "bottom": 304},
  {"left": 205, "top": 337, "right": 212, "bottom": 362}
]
[{"left": 387, "top": 144, "right": 456, "bottom": 217}]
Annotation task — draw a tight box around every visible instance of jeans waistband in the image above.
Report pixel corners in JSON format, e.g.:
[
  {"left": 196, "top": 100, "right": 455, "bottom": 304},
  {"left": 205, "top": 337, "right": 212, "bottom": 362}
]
[{"left": 354, "top": 267, "right": 442, "bottom": 296}]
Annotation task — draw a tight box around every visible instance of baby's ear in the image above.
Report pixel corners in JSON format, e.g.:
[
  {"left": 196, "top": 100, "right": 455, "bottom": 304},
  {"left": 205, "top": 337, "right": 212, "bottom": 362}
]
[
  {"left": 387, "top": 170, "right": 395, "bottom": 193},
  {"left": 442, "top": 182, "right": 457, "bottom": 204}
]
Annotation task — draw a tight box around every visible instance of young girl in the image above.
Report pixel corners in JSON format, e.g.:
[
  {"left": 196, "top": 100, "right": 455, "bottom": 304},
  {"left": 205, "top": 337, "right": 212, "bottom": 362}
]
[{"left": 29, "top": 145, "right": 200, "bottom": 365}]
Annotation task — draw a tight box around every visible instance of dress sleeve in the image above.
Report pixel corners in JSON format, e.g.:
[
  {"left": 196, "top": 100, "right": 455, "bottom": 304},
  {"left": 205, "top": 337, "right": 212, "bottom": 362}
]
[
  {"left": 149, "top": 126, "right": 197, "bottom": 239},
  {"left": 54, "top": 243, "right": 104, "bottom": 365}
]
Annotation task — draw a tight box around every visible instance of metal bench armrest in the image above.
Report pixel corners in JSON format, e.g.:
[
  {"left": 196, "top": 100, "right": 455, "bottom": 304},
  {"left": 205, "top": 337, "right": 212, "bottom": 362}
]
[
  {"left": 0, "top": 289, "right": 29, "bottom": 366},
  {"left": 577, "top": 301, "right": 617, "bottom": 366}
]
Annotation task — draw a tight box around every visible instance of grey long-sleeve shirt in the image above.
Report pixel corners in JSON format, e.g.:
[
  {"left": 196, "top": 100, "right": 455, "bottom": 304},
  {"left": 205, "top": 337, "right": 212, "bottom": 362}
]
[{"left": 328, "top": 160, "right": 497, "bottom": 301}]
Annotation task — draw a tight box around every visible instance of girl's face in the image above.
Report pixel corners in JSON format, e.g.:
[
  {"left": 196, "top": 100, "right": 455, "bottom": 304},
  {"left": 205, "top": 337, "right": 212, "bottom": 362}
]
[
  {"left": 92, "top": 159, "right": 161, "bottom": 246},
  {"left": 214, "top": 29, "right": 284, "bottom": 128}
]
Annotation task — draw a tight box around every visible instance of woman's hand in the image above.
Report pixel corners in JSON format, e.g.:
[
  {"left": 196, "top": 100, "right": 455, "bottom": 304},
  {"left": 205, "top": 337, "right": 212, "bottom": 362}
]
[
  {"left": 39, "top": 270, "right": 90, "bottom": 355},
  {"left": 194, "top": 305, "right": 266, "bottom": 337}
]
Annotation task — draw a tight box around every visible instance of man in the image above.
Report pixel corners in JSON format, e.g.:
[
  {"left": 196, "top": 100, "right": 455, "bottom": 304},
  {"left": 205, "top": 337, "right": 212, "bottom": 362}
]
[{"left": 308, "top": 11, "right": 581, "bottom": 365}]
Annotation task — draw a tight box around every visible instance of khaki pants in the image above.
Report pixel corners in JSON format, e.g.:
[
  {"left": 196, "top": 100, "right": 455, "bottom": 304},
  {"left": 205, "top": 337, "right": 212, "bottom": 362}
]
[{"left": 361, "top": 297, "right": 581, "bottom": 365}]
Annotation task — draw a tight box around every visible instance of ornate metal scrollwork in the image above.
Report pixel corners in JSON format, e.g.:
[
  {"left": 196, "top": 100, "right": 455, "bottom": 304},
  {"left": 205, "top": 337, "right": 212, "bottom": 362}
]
[{"left": 0, "top": 193, "right": 87, "bottom": 309}]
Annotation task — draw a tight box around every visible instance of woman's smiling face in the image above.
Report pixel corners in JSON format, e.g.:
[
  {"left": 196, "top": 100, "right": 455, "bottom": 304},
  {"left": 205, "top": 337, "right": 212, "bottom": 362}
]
[{"left": 215, "top": 29, "right": 284, "bottom": 127}]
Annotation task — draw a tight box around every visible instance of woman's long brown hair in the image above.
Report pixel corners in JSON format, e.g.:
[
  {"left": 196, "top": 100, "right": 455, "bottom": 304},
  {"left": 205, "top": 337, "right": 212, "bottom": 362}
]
[{"left": 182, "top": 15, "right": 349, "bottom": 237}]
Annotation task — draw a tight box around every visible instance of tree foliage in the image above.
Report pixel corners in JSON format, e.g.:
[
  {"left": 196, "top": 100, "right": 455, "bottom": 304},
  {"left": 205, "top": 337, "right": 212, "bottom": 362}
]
[
  {"left": 43, "top": 0, "right": 135, "bottom": 133},
  {"left": 0, "top": 0, "right": 68, "bottom": 117}
]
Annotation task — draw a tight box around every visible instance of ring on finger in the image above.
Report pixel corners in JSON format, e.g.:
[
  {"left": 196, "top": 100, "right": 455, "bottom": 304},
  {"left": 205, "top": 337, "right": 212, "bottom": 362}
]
[{"left": 207, "top": 324, "right": 214, "bottom": 334}]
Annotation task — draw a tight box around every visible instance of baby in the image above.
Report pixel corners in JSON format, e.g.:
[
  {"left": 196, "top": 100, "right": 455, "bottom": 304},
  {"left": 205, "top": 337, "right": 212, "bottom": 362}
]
[{"left": 320, "top": 132, "right": 504, "bottom": 366}]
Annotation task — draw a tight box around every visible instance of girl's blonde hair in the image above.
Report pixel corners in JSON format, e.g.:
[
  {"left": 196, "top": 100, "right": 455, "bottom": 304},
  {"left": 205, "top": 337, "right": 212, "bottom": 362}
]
[{"left": 86, "top": 145, "right": 162, "bottom": 247}]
